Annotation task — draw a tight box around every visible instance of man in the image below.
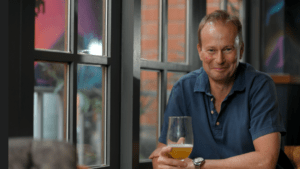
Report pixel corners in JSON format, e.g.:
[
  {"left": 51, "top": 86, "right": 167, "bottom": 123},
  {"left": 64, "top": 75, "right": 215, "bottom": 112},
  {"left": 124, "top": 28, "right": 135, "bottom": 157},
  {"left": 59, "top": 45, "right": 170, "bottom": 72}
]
[{"left": 149, "top": 10, "right": 286, "bottom": 169}]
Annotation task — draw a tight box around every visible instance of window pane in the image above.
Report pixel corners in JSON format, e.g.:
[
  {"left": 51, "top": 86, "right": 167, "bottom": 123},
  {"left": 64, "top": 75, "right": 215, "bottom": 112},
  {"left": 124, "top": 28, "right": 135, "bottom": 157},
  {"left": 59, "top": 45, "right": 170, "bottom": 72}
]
[
  {"left": 35, "top": 0, "right": 68, "bottom": 51},
  {"left": 33, "top": 61, "right": 68, "bottom": 141},
  {"left": 140, "top": 70, "right": 159, "bottom": 162},
  {"left": 141, "top": 0, "right": 160, "bottom": 61},
  {"left": 167, "top": 72, "right": 185, "bottom": 103},
  {"left": 77, "top": 64, "right": 106, "bottom": 167},
  {"left": 167, "top": 0, "right": 187, "bottom": 63},
  {"left": 206, "top": 0, "right": 223, "bottom": 14},
  {"left": 227, "top": 0, "right": 243, "bottom": 22},
  {"left": 78, "top": 0, "right": 106, "bottom": 56}
]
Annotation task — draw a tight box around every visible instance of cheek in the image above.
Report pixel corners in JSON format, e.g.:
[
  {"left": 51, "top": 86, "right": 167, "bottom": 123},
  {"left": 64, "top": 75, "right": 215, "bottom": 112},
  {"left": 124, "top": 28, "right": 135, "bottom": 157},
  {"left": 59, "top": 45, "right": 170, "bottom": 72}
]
[{"left": 205, "top": 55, "right": 212, "bottom": 60}]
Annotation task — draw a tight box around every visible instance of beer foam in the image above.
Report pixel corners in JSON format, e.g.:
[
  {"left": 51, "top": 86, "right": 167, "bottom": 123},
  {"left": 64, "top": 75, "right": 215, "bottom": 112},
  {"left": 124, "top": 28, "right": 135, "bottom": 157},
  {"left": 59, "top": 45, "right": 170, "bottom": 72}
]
[{"left": 168, "top": 144, "right": 193, "bottom": 147}]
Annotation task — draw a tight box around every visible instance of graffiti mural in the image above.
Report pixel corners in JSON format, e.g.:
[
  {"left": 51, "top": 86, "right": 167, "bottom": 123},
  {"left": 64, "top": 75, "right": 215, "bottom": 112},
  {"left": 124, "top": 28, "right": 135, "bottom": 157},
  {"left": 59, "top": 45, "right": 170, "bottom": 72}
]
[{"left": 262, "top": 0, "right": 285, "bottom": 73}]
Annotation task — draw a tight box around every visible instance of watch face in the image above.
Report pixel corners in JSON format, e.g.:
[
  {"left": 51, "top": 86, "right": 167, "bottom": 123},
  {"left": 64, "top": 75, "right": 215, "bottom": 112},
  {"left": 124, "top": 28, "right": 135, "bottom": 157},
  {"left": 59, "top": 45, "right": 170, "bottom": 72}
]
[
  {"left": 195, "top": 157, "right": 204, "bottom": 163},
  {"left": 194, "top": 157, "right": 204, "bottom": 166}
]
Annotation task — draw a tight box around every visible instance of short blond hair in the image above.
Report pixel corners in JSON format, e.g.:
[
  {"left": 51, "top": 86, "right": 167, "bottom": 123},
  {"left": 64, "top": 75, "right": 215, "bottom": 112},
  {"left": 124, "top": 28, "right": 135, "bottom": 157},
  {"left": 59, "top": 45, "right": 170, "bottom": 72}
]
[{"left": 197, "top": 10, "right": 243, "bottom": 48}]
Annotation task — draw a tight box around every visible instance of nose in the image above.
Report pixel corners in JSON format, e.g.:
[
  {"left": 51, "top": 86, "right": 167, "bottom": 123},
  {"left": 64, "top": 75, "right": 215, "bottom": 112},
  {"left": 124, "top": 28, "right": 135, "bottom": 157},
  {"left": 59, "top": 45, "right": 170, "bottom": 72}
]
[{"left": 215, "top": 51, "right": 225, "bottom": 64}]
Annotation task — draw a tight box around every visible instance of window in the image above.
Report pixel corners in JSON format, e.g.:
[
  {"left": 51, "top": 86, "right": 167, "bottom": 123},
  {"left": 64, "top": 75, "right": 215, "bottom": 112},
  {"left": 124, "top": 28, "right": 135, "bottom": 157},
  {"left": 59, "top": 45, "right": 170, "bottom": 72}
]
[
  {"left": 138, "top": 0, "right": 202, "bottom": 166},
  {"left": 206, "top": 0, "right": 244, "bottom": 23},
  {"left": 206, "top": 0, "right": 225, "bottom": 14},
  {"left": 33, "top": 0, "right": 121, "bottom": 168},
  {"left": 14, "top": 0, "right": 203, "bottom": 168}
]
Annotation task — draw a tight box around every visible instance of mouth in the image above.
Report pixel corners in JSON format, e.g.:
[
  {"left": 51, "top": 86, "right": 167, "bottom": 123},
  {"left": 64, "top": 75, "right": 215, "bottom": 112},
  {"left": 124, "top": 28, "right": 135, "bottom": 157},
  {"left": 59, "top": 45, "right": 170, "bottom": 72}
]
[{"left": 213, "top": 68, "right": 226, "bottom": 71}]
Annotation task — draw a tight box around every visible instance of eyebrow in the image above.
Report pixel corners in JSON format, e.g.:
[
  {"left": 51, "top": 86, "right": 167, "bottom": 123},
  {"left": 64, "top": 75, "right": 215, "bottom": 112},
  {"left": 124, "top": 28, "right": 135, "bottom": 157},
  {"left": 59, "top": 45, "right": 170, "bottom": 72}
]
[{"left": 204, "top": 45, "right": 235, "bottom": 49}]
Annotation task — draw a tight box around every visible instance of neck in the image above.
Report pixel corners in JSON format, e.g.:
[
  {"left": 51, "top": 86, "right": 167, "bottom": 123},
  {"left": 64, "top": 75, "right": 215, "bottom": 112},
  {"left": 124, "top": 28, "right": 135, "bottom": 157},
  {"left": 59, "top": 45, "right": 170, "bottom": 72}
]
[
  {"left": 210, "top": 81, "right": 234, "bottom": 97},
  {"left": 209, "top": 76, "right": 235, "bottom": 98}
]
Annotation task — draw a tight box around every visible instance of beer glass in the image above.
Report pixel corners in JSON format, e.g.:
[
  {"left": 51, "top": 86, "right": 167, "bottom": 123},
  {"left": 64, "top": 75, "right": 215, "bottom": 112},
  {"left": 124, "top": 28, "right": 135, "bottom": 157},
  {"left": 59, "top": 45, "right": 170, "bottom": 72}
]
[{"left": 167, "top": 116, "right": 193, "bottom": 160}]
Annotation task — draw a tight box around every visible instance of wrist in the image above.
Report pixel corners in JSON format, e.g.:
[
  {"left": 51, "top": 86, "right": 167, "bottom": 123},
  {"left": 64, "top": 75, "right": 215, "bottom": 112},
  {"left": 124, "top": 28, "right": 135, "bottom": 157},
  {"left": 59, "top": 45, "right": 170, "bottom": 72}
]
[{"left": 193, "top": 157, "right": 205, "bottom": 169}]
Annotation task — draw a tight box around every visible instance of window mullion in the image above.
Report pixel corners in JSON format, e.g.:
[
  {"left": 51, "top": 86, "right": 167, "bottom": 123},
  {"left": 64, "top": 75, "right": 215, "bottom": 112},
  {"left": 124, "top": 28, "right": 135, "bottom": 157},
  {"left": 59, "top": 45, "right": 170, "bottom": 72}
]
[
  {"left": 70, "top": 0, "right": 78, "bottom": 54},
  {"left": 186, "top": 0, "right": 190, "bottom": 65},
  {"left": 160, "top": 69, "right": 167, "bottom": 136},
  {"left": 69, "top": 62, "right": 77, "bottom": 145},
  {"left": 161, "top": 0, "right": 168, "bottom": 63}
]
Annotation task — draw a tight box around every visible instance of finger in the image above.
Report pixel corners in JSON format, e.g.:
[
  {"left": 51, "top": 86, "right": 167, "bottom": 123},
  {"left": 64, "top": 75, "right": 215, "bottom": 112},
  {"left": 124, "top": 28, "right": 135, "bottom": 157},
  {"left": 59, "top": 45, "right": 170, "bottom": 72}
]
[
  {"left": 158, "top": 164, "right": 186, "bottom": 169},
  {"left": 157, "top": 164, "right": 184, "bottom": 169},
  {"left": 177, "top": 137, "right": 186, "bottom": 144},
  {"left": 157, "top": 155, "right": 188, "bottom": 168},
  {"left": 149, "top": 147, "right": 163, "bottom": 159},
  {"left": 159, "top": 146, "right": 173, "bottom": 156}
]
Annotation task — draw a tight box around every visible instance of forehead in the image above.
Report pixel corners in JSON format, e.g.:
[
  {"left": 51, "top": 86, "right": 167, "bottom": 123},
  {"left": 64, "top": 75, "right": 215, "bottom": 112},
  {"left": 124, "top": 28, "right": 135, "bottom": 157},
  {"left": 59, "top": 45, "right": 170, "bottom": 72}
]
[{"left": 201, "top": 21, "right": 238, "bottom": 45}]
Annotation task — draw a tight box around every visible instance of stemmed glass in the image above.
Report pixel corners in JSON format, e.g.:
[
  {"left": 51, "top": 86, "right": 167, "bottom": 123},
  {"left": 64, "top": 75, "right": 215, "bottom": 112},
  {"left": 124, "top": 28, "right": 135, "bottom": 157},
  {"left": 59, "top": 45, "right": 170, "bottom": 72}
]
[{"left": 167, "top": 116, "right": 194, "bottom": 161}]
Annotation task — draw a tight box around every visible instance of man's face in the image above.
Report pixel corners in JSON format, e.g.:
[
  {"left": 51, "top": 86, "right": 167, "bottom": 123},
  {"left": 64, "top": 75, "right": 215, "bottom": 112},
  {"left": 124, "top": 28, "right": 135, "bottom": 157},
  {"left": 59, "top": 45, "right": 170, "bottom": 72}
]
[{"left": 198, "top": 21, "right": 244, "bottom": 84}]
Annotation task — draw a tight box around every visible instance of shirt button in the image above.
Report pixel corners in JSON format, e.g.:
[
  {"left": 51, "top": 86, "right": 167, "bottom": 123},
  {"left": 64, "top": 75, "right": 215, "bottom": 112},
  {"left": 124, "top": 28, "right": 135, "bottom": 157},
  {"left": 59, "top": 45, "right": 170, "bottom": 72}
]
[
  {"left": 211, "top": 110, "right": 214, "bottom": 114},
  {"left": 216, "top": 122, "right": 220, "bottom": 126},
  {"left": 211, "top": 98, "right": 213, "bottom": 102}
]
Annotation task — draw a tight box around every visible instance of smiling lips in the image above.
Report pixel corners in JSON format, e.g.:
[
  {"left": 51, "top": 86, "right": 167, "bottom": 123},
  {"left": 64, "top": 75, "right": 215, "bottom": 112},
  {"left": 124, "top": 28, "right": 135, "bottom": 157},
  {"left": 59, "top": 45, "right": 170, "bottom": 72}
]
[{"left": 214, "top": 68, "right": 226, "bottom": 71}]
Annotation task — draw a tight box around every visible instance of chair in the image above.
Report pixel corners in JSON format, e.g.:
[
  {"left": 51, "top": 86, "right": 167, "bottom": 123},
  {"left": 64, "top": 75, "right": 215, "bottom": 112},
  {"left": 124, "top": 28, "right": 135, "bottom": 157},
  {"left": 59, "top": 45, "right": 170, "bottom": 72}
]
[{"left": 8, "top": 137, "right": 77, "bottom": 169}]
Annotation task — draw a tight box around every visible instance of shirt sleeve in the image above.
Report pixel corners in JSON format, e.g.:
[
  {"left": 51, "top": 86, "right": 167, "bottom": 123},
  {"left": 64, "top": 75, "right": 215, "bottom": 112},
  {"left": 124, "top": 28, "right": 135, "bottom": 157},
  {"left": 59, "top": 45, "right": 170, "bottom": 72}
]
[
  {"left": 249, "top": 76, "right": 286, "bottom": 141},
  {"left": 158, "top": 83, "right": 187, "bottom": 144}
]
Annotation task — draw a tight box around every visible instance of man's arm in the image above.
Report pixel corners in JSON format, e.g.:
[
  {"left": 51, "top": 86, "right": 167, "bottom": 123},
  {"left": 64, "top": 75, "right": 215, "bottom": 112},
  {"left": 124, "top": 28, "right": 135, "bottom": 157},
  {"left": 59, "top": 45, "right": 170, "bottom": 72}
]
[
  {"left": 149, "top": 142, "right": 166, "bottom": 168},
  {"left": 149, "top": 132, "right": 280, "bottom": 169},
  {"left": 149, "top": 142, "right": 189, "bottom": 169},
  {"left": 201, "top": 132, "right": 281, "bottom": 169}
]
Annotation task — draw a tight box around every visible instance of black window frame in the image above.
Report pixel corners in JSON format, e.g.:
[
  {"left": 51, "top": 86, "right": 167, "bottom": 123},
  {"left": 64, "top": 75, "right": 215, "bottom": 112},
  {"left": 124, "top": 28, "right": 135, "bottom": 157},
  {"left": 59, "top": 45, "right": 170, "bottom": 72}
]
[
  {"left": 120, "top": 0, "right": 205, "bottom": 168},
  {"left": 10, "top": 0, "right": 122, "bottom": 169}
]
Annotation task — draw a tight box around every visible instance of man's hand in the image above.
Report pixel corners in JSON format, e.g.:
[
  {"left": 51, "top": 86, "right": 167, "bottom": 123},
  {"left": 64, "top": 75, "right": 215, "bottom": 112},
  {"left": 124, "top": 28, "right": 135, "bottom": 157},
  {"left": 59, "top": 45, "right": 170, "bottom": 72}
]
[
  {"left": 155, "top": 146, "right": 188, "bottom": 169},
  {"left": 149, "top": 142, "right": 195, "bottom": 169}
]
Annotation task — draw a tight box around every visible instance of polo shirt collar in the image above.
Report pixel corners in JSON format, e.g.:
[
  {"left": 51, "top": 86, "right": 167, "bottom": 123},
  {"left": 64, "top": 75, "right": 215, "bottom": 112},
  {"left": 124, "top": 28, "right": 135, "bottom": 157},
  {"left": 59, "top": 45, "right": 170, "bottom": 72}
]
[
  {"left": 194, "top": 64, "right": 246, "bottom": 95},
  {"left": 194, "top": 68, "right": 210, "bottom": 94}
]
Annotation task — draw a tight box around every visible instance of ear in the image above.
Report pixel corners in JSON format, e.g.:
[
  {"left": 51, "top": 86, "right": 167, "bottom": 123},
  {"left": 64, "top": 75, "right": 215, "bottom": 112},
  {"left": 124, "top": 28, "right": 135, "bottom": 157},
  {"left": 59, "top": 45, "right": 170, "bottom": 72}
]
[
  {"left": 239, "top": 42, "right": 244, "bottom": 60},
  {"left": 197, "top": 44, "right": 203, "bottom": 61}
]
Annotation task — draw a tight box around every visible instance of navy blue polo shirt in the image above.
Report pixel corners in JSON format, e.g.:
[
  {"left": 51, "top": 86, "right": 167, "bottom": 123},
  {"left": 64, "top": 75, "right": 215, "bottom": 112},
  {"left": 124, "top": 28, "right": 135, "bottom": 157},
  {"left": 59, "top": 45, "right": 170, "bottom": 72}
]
[{"left": 158, "top": 62, "right": 286, "bottom": 159}]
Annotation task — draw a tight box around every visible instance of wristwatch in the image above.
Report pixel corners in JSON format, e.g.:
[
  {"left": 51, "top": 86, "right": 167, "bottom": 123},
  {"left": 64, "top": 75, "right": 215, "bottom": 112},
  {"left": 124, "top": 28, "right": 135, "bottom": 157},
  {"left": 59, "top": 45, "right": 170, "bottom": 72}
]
[{"left": 193, "top": 157, "right": 205, "bottom": 169}]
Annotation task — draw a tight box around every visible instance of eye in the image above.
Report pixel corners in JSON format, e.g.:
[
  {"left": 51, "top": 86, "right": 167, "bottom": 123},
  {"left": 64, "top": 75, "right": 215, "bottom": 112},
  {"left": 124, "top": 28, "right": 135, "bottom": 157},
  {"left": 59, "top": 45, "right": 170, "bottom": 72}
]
[
  {"left": 207, "top": 49, "right": 215, "bottom": 53},
  {"left": 224, "top": 48, "right": 233, "bottom": 53}
]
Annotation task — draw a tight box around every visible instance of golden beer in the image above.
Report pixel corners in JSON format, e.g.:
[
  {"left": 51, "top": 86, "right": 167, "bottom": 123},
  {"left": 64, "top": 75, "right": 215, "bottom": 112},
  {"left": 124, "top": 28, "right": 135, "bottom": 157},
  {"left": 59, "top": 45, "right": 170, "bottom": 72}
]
[{"left": 169, "top": 144, "right": 193, "bottom": 160}]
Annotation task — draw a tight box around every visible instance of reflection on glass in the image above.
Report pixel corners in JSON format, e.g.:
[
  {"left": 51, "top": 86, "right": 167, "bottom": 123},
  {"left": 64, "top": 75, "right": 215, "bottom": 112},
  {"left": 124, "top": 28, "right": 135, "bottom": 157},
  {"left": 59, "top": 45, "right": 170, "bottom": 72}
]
[
  {"left": 35, "top": 0, "right": 68, "bottom": 51},
  {"left": 140, "top": 70, "right": 159, "bottom": 161},
  {"left": 77, "top": 64, "right": 106, "bottom": 166},
  {"left": 141, "top": 0, "right": 160, "bottom": 61},
  {"left": 167, "top": 0, "right": 186, "bottom": 63},
  {"left": 78, "top": 0, "right": 106, "bottom": 56},
  {"left": 167, "top": 72, "right": 185, "bottom": 103},
  {"left": 227, "top": 0, "right": 243, "bottom": 21},
  {"left": 206, "top": 0, "right": 223, "bottom": 14},
  {"left": 33, "top": 61, "right": 68, "bottom": 141}
]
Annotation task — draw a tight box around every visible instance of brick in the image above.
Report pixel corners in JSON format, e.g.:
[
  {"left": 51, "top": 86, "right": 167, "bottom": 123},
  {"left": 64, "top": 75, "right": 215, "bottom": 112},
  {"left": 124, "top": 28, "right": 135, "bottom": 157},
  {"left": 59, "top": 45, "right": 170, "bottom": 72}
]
[
  {"left": 140, "top": 110, "right": 158, "bottom": 124},
  {"left": 141, "top": 51, "right": 159, "bottom": 61},
  {"left": 168, "top": 39, "right": 185, "bottom": 51},
  {"left": 142, "top": 0, "right": 159, "bottom": 6},
  {"left": 141, "top": 39, "right": 158, "bottom": 50},
  {"left": 142, "top": 8, "right": 159, "bottom": 21},
  {"left": 141, "top": 23, "right": 159, "bottom": 35},
  {"left": 168, "top": 22, "right": 185, "bottom": 35},
  {"left": 141, "top": 71, "right": 159, "bottom": 82},
  {"left": 228, "top": 0, "right": 240, "bottom": 3},
  {"left": 167, "top": 50, "right": 185, "bottom": 62},
  {"left": 207, "top": 7, "right": 220, "bottom": 15},
  {"left": 168, "top": 7, "right": 186, "bottom": 21},
  {"left": 168, "top": 0, "right": 186, "bottom": 5},
  {"left": 207, "top": 0, "right": 221, "bottom": 3}
]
